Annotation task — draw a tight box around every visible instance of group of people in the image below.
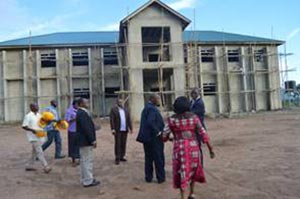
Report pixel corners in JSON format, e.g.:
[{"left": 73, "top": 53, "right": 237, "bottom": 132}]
[{"left": 21, "top": 88, "right": 215, "bottom": 198}]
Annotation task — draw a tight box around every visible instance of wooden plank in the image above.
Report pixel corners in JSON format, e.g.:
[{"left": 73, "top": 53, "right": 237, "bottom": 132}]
[
  {"left": 88, "top": 48, "right": 93, "bottom": 113},
  {"left": 55, "top": 49, "right": 61, "bottom": 117},
  {"left": 36, "top": 50, "right": 41, "bottom": 106},
  {"left": 100, "top": 48, "right": 106, "bottom": 115},
  {"left": 23, "top": 50, "right": 28, "bottom": 115},
  {"left": 241, "top": 47, "right": 249, "bottom": 112},
  {"left": 68, "top": 48, "right": 73, "bottom": 103}
]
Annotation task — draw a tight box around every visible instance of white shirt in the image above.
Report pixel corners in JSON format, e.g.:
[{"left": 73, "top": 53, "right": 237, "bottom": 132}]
[
  {"left": 22, "top": 111, "right": 43, "bottom": 142},
  {"left": 118, "top": 107, "right": 126, "bottom": 132}
]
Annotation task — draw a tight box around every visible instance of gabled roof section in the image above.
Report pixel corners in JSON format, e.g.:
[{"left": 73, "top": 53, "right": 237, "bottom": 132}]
[
  {"left": 184, "top": 31, "right": 284, "bottom": 45},
  {"left": 0, "top": 31, "right": 119, "bottom": 48},
  {"left": 120, "top": 0, "right": 191, "bottom": 29}
]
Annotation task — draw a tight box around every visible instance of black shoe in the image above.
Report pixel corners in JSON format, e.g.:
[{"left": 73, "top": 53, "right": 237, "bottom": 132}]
[
  {"left": 83, "top": 180, "right": 100, "bottom": 188},
  {"left": 188, "top": 196, "right": 195, "bottom": 199},
  {"left": 55, "top": 155, "right": 66, "bottom": 159},
  {"left": 145, "top": 179, "right": 152, "bottom": 183},
  {"left": 25, "top": 167, "right": 37, "bottom": 171},
  {"left": 115, "top": 160, "right": 120, "bottom": 165},
  {"left": 120, "top": 158, "right": 127, "bottom": 162},
  {"left": 157, "top": 179, "right": 166, "bottom": 184}
]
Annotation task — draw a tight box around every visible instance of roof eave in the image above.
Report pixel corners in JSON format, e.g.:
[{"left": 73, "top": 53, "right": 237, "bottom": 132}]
[
  {"left": 0, "top": 43, "right": 118, "bottom": 49},
  {"left": 120, "top": 0, "right": 191, "bottom": 28},
  {"left": 185, "top": 41, "right": 285, "bottom": 46}
]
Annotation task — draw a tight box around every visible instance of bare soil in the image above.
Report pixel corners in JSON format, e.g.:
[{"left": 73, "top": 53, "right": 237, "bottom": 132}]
[{"left": 0, "top": 109, "right": 299, "bottom": 199}]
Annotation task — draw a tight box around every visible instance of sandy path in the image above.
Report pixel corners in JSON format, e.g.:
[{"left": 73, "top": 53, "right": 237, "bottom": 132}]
[{"left": 0, "top": 109, "right": 299, "bottom": 199}]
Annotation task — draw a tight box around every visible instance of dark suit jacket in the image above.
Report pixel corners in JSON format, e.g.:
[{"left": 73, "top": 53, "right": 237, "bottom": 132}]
[
  {"left": 76, "top": 108, "right": 96, "bottom": 147},
  {"left": 110, "top": 106, "right": 132, "bottom": 133},
  {"left": 190, "top": 98, "right": 205, "bottom": 119},
  {"left": 137, "top": 102, "right": 165, "bottom": 143}
]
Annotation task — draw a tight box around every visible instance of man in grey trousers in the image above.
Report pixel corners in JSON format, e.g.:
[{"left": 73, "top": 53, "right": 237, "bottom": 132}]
[{"left": 76, "top": 98, "right": 100, "bottom": 187}]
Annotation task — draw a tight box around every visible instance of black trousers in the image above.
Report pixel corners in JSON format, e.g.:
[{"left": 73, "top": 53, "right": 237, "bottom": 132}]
[
  {"left": 143, "top": 137, "right": 165, "bottom": 182},
  {"left": 114, "top": 131, "right": 128, "bottom": 160},
  {"left": 68, "top": 131, "right": 80, "bottom": 159}
]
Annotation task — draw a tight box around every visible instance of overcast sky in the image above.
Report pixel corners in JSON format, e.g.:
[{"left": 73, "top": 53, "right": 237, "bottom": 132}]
[{"left": 0, "top": 0, "right": 299, "bottom": 84}]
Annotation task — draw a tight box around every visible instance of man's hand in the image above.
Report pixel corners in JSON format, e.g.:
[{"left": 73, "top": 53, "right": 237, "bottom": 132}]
[
  {"left": 95, "top": 125, "right": 101, "bottom": 131},
  {"left": 209, "top": 150, "right": 215, "bottom": 159},
  {"left": 112, "top": 130, "right": 116, "bottom": 135},
  {"left": 92, "top": 142, "right": 97, "bottom": 149},
  {"left": 157, "top": 131, "right": 162, "bottom": 137}
]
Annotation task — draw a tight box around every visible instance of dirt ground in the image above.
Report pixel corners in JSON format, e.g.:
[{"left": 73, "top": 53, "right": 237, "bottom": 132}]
[{"left": 0, "top": 109, "right": 299, "bottom": 199}]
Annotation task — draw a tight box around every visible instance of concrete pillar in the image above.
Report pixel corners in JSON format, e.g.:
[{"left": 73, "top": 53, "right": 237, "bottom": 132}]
[
  {"left": 214, "top": 46, "right": 222, "bottom": 114},
  {"left": 241, "top": 47, "right": 249, "bottom": 112},
  {"left": 100, "top": 48, "right": 106, "bottom": 116},
  {"left": 88, "top": 48, "right": 93, "bottom": 113},
  {"left": 55, "top": 49, "right": 61, "bottom": 117},
  {"left": 266, "top": 46, "right": 282, "bottom": 110},
  {"left": 223, "top": 46, "right": 231, "bottom": 113},
  {"left": 249, "top": 47, "right": 257, "bottom": 111},
  {"left": 128, "top": 67, "right": 144, "bottom": 122},
  {"left": 198, "top": 46, "right": 204, "bottom": 98},
  {"left": 0, "top": 52, "right": 2, "bottom": 121},
  {"left": 36, "top": 50, "right": 41, "bottom": 106},
  {"left": 68, "top": 49, "right": 73, "bottom": 103},
  {"left": 1, "top": 51, "right": 8, "bottom": 121},
  {"left": 22, "top": 50, "right": 28, "bottom": 115}
]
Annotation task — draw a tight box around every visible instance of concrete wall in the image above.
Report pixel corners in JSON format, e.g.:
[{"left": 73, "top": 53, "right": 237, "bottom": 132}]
[
  {"left": 0, "top": 46, "right": 121, "bottom": 122},
  {"left": 126, "top": 3, "right": 186, "bottom": 121},
  {"left": 187, "top": 44, "right": 282, "bottom": 116},
  {"left": 0, "top": 41, "right": 282, "bottom": 122}
]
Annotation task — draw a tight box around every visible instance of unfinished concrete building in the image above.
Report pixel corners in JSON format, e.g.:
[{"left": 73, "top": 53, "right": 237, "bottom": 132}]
[{"left": 0, "top": 0, "right": 283, "bottom": 122}]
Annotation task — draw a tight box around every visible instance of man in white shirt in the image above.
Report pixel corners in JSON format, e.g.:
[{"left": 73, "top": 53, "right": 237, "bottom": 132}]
[
  {"left": 22, "top": 103, "right": 51, "bottom": 173},
  {"left": 110, "top": 98, "right": 133, "bottom": 165}
]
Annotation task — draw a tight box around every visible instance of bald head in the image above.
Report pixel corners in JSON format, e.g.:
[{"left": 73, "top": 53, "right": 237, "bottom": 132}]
[
  {"left": 50, "top": 100, "right": 58, "bottom": 108},
  {"left": 78, "top": 98, "right": 90, "bottom": 109},
  {"left": 30, "top": 103, "right": 39, "bottom": 113},
  {"left": 149, "top": 94, "right": 160, "bottom": 106},
  {"left": 191, "top": 88, "right": 200, "bottom": 100}
]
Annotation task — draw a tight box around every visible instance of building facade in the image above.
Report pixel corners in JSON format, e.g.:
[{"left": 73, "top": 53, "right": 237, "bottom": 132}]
[{"left": 0, "top": 0, "right": 283, "bottom": 122}]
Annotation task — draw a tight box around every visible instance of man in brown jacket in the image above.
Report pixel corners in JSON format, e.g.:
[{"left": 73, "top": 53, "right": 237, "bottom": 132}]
[{"left": 110, "top": 98, "right": 133, "bottom": 165}]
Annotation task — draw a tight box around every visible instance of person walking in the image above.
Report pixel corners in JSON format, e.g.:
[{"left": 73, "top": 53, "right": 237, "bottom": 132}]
[
  {"left": 190, "top": 88, "right": 206, "bottom": 130},
  {"left": 110, "top": 98, "right": 133, "bottom": 165},
  {"left": 42, "top": 100, "right": 65, "bottom": 159},
  {"left": 65, "top": 99, "right": 80, "bottom": 166},
  {"left": 164, "top": 96, "right": 215, "bottom": 199},
  {"left": 137, "top": 94, "right": 165, "bottom": 184},
  {"left": 22, "top": 103, "right": 52, "bottom": 173},
  {"left": 76, "top": 98, "right": 100, "bottom": 187}
]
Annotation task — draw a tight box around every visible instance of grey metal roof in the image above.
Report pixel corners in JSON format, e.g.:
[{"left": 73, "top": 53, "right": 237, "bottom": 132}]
[
  {"left": 184, "top": 31, "right": 283, "bottom": 44},
  {"left": 0, "top": 30, "right": 284, "bottom": 48},
  {"left": 0, "top": 31, "right": 120, "bottom": 47}
]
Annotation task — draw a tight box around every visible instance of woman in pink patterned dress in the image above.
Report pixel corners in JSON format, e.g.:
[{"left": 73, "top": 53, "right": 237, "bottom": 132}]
[{"left": 164, "top": 96, "right": 215, "bottom": 199}]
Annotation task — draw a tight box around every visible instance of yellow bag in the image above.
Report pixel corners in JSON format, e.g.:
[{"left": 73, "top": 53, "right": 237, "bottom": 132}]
[
  {"left": 55, "top": 120, "right": 69, "bottom": 130},
  {"left": 42, "top": 112, "right": 55, "bottom": 122},
  {"left": 36, "top": 131, "right": 47, "bottom": 138}
]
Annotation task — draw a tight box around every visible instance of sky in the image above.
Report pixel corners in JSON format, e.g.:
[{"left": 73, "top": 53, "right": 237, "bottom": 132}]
[{"left": 0, "top": 0, "right": 299, "bottom": 84}]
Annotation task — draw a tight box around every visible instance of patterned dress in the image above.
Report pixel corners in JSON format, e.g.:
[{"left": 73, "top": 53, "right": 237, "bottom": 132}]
[{"left": 166, "top": 112, "right": 209, "bottom": 189}]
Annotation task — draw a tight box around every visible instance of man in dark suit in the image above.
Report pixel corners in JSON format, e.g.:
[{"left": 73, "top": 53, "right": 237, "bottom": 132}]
[
  {"left": 110, "top": 98, "right": 133, "bottom": 165},
  {"left": 76, "top": 98, "right": 100, "bottom": 188},
  {"left": 190, "top": 88, "right": 206, "bottom": 167},
  {"left": 190, "top": 88, "right": 206, "bottom": 130},
  {"left": 137, "top": 94, "right": 165, "bottom": 184}
]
